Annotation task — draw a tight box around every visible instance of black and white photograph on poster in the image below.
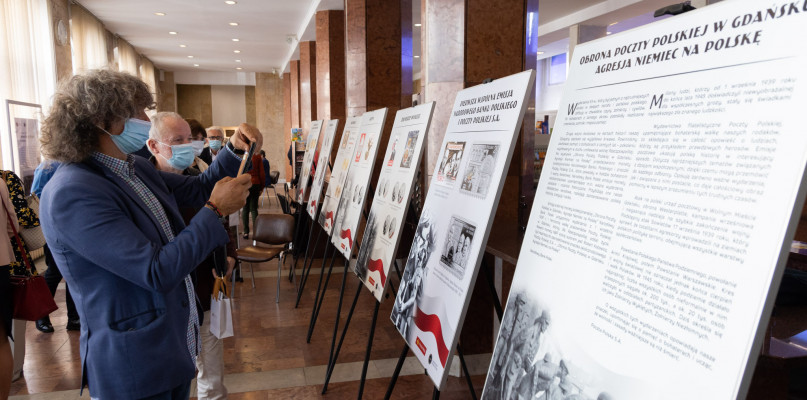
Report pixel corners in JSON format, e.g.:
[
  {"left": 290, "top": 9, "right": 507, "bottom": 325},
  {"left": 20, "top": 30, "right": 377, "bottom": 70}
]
[
  {"left": 378, "top": 178, "right": 385, "bottom": 196},
  {"left": 331, "top": 174, "right": 354, "bottom": 237},
  {"left": 399, "top": 130, "right": 419, "bottom": 169},
  {"left": 438, "top": 216, "right": 476, "bottom": 280},
  {"left": 436, "top": 141, "right": 465, "bottom": 184},
  {"left": 383, "top": 215, "right": 390, "bottom": 236},
  {"left": 353, "top": 209, "right": 378, "bottom": 283},
  {"left": 391, "top": 210, "right": 437, "bottom": 339},
  {"left": 391, "top": 182, "right": 400, "bottom": 204},
  {"left": 383, "top": 179, "right": 389, "bottom": 198},
  {"left": 460, "top": 143, "right": 500, "bottom": 199},
  {"left": 482, "top": 289, "right": 609, "bottom": 400},
  {"left": 396, "top": 183, "right": 404, "bottom": 204}
]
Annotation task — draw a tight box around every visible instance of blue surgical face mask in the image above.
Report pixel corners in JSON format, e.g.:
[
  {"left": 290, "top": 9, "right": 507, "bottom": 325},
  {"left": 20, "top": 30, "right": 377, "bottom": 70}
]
[
  {"left": 209, "top": 139, "right": 222, "bottom": 151},
  {"left": 104, "top": 118, "right": 151, "bottom": 154},
  {"left": 191, "top": 140, "right": 205, "bottom": 156},
  {"left": 158, "top": 142, "right": 195, "bottom": 171}
]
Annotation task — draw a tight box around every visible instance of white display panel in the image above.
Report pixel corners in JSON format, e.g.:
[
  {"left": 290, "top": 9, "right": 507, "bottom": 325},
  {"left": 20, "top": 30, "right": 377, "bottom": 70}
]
[
  {"left": 306, "top": 119, "right": 339, "bottom": 218},
  {"left": 354, "top": 102, "right": 436, "bottom": 302},
  {"left": 390, "top": 70, "right": 535, "bottom": 388},
  {"left": 319, "top": 116, "right": 362, "bottom": 234},
  {"left": 331, "top": 108, "right": 389, "bottom": 259},
  {"left": 481, "top": 2, "right": 807, "bottom": 399},
  {"left": 295, "top": 120, "right": 324, "bottom": 204}
]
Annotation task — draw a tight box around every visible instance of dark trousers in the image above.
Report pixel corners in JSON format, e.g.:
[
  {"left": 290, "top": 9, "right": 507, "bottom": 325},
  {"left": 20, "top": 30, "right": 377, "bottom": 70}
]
[
  {"left": 139, "top": 380, "right": 191, "bottom": 400},
  {"left": 43, "top": 245, "right": 78, "bottom": 321},
  {"left": 241, "top": 184, "right": 263, "bottom": 235}
]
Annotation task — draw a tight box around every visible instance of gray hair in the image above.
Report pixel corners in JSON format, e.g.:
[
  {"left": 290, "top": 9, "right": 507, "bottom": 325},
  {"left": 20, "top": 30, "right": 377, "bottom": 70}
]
[
  {"left": 206, "top": 126, "right": 224, "bottom": 137},
  {"left": 149, "top": 112, "right": 185, "bottom": 141},
  {"left": 41, "top": 69, "right": 155, "bottom": 163}
]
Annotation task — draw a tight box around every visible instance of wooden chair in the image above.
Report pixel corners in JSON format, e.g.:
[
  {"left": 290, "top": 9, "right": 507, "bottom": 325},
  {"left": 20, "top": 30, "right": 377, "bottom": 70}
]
[{"left": 234, "top": 213, "right": 295, "bottom": 302}]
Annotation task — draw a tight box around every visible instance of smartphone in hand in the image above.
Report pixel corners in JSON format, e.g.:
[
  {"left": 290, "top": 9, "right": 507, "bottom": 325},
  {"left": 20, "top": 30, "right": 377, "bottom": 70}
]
[{"left": 238, "top": 142, "right": 257, "bottom": 175}]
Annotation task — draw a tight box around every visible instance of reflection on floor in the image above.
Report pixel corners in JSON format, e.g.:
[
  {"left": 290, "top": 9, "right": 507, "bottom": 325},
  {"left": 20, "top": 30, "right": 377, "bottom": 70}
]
[{"left": 9, "top": 195, "right": 490, "bottom": 399}]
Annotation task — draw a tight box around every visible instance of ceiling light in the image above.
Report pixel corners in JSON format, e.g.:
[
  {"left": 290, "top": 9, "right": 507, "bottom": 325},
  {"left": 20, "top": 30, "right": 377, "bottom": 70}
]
[
  {"left": 236, "top": 67, "right": 243, "bottom": 70},
  {"left": 229, "top": 22, "right": 239, "bottom": 26},
  {"left": 414, "top": 55, "right": 420, "bottom": 58},
  {"left": 414, "top": 23, "right": 422, "bottom": 27},
  {"left": 233, "top": 50, "right": 241, "bottom": 53},
  {"left": 193, "top": 64, "right": 199, "bottom": 67},
  {"left": 232, "top": 38, "right": 239, "bottom": 42},
  {"left": 609, "top": 22, "right": 618, "bottom": 26},
  {"left": 537, "top": 51, "right": 544, "bottom": 55},
  {"left": 235, "top": 59, "right": 241, "bottom": 62},
  {"left": 187, "top": 55, "right": 194, "bottom": 58},
  {"left": 169, "top": 31, "right": 177, "bottom": 35},
  {"left": 179, "top": 44, "right": 187, "bottom": 48},
  {"left": 154, "top": 12, "right": 165, "bottom": 16},
  {"left": 225, "top": 0, "right": 237, "bottom": 4},
  {"left": 607, "top": 31, "right": 612, "bottom": 35}
]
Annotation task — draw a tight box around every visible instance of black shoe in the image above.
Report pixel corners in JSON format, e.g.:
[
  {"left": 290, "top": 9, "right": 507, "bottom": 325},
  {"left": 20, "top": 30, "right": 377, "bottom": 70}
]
[
  {"left": 36, "top": 317, "right": 54, "bottom": 333},
  {"left": 66, "top": 319, "right": 81, "bottom": 331}
]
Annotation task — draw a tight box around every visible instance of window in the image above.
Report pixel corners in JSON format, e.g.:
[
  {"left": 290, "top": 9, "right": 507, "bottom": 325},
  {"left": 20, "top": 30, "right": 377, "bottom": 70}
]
[{"left": 548, "top": 53, "right": 567, "bottom": 86}]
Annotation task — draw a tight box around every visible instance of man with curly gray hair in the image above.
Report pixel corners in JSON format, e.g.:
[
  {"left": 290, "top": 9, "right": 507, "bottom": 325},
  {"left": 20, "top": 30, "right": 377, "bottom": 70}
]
[{"left": 38, "top": 69, "right": 263, "bottom": 400}]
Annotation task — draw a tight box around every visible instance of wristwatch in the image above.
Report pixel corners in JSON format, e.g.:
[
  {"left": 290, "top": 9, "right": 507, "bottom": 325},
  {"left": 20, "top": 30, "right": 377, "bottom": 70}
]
[{"left": 227, "top": 141, "right": 245, "bottom": 156}]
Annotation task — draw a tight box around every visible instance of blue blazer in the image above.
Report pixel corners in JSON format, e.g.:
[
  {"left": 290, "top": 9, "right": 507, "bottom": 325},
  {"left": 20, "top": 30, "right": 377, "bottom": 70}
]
[{"left": 39, "top": 150, "right": 240, "bottom": 399}]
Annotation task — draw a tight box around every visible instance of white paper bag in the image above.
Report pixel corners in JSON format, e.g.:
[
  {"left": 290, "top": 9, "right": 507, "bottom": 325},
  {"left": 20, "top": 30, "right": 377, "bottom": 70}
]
[{"left": 209, "top": 292, "right": 234, "bottom": 339}]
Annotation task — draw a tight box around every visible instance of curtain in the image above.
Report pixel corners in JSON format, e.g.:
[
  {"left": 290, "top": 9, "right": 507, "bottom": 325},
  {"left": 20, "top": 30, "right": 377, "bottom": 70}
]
[
  {"left": 139, "top": 56, "right": 156, "bottom": 95},
  {"left": 117, "top": 37, "right": 138, "bottom": 76},
  {"left": 0, "top": 0, "right": 56, "bottom": 171},
  {"left": 70, "top": 3, "right": 108, "bottom": 73}
]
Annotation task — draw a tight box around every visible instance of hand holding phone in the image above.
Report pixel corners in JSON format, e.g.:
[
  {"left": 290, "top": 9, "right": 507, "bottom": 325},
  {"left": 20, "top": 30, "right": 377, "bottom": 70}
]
[{"left": 238, "top": 142, "right": 257, "bottom": 175}]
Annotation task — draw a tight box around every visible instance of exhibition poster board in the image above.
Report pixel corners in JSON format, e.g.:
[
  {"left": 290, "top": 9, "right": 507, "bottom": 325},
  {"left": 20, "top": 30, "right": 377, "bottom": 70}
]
[
  {"left": 481, "top": 1, "right": 807, "bottom": 399},
  {"left": 390, "top": 70, "right": 535, "bottom": 388},
  {"left": 306, "top": 119, "right": 339, "bottom": 218},
  {"left": 331, "top": 108, "right": 389, "bottom": 260},
  {"left": 295, "top": 120, "right": 324, "bottom": 204},
  {"left": 319, "top": 116, "right": 362, "bottom": 234},
  {"left": 354, "top": 102, "right": 436, "bottom": 302}
]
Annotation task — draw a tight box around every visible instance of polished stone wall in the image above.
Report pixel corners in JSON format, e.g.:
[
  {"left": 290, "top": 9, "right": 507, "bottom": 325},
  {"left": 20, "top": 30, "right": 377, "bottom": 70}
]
[
  {"left": 283, "top": 73, "right": 292, "bottom": 181},
  {"left": 299, "top": 41, "right": 317, "bottom": 140},
  {"left": 256, "top": 73, "right": 284, "bottom": 181},
  {"left": 316, "top": 9, "right": 347, "bottom": 161},
  {"left": 157, "top": 71, "right": 177, "bottom": 112},
  {"left": 177, "top": 84, "right": 213, "bottom": 127}
]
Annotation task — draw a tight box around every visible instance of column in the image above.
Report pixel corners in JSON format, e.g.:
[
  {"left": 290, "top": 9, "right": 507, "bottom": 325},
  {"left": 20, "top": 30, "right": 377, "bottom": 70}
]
[
  {"left": 284, "top": 72, "right": 293, "bottom": 181},
  {"left": 256, "top": 73, "right": 284, "bottom": 181},
  {"left": 316, "top": 10, "right": 347, "bottom": 160},
  {"left": 345, "top": 0, "right": 411, "bottom": 182},
  {"left": 290, "top": 60, "right": 301, "bottom": 130},
  {"left": 299, "top": 41, "right": 317, "bottom": 138}
]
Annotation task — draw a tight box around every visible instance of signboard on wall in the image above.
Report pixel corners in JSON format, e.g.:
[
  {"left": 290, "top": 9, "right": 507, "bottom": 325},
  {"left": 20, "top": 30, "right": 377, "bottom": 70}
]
[
  {"left": 482, "top": 1, "right": 807, "bottom": 399},
  {"left": 390, "top": 70, "right": 535, "bottom": 388},
  {"left": 331, "top": 108, "right": 388, "bottom": 260},
  {"left": 354, "top": 102, "right": 435, "bottom": 302}
]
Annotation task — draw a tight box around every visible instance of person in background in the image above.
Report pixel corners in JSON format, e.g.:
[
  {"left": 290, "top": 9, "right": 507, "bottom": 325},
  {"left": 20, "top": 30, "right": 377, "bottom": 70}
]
[
  {"left": 204, "top": 126, "right": 226, "bottom": 164},
  {"left": 147, "top": 111, "right": 235, "bottom": 400},
  {"left": 30, "top": 161, "right": 81, "bottom": 333},
  {"left": 242, "top": 150, "right": 266, "bottom": 239},
  {"left": 38, "top": 69, "right": 260, "bottom": 400},
  {"left": 260, "top": 150, "right": 271, "bottom": 188},
  {"left": 0, "top": 178, "right": 17, "bottom": 399},
  {"left": 186, "top": 119, "right": 210, "bottom": 172},
  {"left": 0, "top": 169, "right": 38, "bottom": 381}
]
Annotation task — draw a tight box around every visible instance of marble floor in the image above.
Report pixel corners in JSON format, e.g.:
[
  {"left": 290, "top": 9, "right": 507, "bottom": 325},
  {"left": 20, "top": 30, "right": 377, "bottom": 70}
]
[{"left": 8, "top": 195, "right": 490, "bottom": 399}]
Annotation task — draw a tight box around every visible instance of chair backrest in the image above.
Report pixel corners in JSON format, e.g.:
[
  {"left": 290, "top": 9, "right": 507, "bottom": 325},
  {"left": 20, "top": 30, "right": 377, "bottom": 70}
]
[
  {"left": 270, "top": 170, "right": 280, "bottom": 184},
  {"left": 276, "top": 194, "right": 291, "bottom": 214},
  {"left": 254, "top": 214, "right": 295, "bottom": 244}
]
